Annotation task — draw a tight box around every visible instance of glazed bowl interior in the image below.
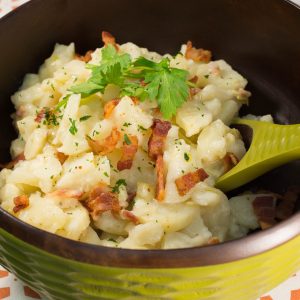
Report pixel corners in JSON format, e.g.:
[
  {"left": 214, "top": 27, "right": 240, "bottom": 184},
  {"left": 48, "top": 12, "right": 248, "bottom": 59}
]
[{"left": 0, "top": 0, "right": 299, "bottom": 268}]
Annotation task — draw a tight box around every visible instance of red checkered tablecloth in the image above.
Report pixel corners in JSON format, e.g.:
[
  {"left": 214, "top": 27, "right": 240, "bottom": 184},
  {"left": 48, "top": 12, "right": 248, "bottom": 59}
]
[{"left": 0, "top": 0, "right": 300, "bottom": 299}]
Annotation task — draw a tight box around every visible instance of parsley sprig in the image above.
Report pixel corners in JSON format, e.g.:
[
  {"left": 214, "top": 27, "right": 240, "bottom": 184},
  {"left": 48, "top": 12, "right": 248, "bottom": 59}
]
[{"left": 70, "top": 44, "right": 189, "bottom": 119}]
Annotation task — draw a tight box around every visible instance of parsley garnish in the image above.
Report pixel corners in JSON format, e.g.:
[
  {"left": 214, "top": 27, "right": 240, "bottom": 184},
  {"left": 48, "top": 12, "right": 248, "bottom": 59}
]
[
  {"left": 69, "top": 118, "right": 78, "bottom": 135},
  {"left": 70, "top": 44, "right": 131, "bottom": 97},
  {"left": 124, "top": 134, "right": 131, "bottom": 145},
  {"left": 184, "top": 153, "right": 190, "bottom": 161},
  {"left": 80, "top": 115, "right": 92, "bottom": 122},
  {"left": 40, "top": 107, "right": 59, "bottom": 126},
  {"left": 138, "top": 125, "right": 146, "bottom": 131},
  {"left": 112, "top": 179, "right": 127, "bottom": 193},
  {"left": 55, "top": 94, "right": 71, "bottom": 111},
  {"left": 128, "top": 57, "right": 189, "bottom": 119},
  {"left": 70, "top": 44, "right": 189, "bottom": 119}
]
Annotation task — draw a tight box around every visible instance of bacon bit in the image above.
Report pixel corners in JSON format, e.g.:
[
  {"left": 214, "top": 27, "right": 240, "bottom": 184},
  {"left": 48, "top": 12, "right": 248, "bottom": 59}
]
[
  {"left": 207, "top": 237, "right": 220, "bottom": 245},
  {"left": 276, "top": 188, "right": 299, "bottom": 221},
  {"left": 102, "top": 31, "right": 118, "bottom": 51},
  {"left": 117, "top": 135, "right": 138, "bottom": 171},
  {"left": 75, "top": 50, "right": 93, "bottom": 63},
  {"left": 86, "top": 183, "right": 120, "bottom": 220},
  {"left": 34, "top": 108, "right": 46, "bottom": 123},
  {"left": 185, "top": 41, "right": 212, "bottom": 63},
  {"left": 88, "top": 128, "right": 121, "bottom": 155},
  {"left": 104, "top": 99, "right": 120, "bottom": 119},
  {"left": 48, "top": 189, "right": 84, "bottom": 199},
  {"left": 223, "top": 152, "right": 239, "bottom": 173},
  {"left": 148, "top": 119, "right": 172, "bottom": 160},
  {"left": 126, "top": 192, "right": 137, "bottom": 211},
  {"left": 252, "top": 196, "right": 277, "bottom": 229},
  {"left": 175, "top": 168, "right": 209, "bottom": 196},
  {"left": 56, "top": 151, "right": 68, "bottom": 165},
  {"left": 104, "top": 98, "right": 138, "bottom": 119},
  {"left": 127, "top": 192, "right": 136, "bottom": 204},
  {"left": 155, "top": 155, "right": 165, "bottom": 201},
  {"left": 121, "top": 210, "right": 140, "bottom": 225},
  {"left": 0, "top": 153, "right": 25, "bottom": 170},
  {"left": 13, "top": 195, "right": 29, "bottom": 213}
]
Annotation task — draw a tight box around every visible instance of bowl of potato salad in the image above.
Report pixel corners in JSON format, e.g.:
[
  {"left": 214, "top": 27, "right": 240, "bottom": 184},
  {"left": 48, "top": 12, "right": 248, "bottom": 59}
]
[{"left": 0, "top": 0, "right": 299, "bottom": 299}]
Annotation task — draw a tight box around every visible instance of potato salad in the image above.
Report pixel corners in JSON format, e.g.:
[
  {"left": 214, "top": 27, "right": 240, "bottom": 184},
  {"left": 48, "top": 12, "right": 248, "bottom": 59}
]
[{"left": 0, "top": 32, "right": 271, "bottom": 249}]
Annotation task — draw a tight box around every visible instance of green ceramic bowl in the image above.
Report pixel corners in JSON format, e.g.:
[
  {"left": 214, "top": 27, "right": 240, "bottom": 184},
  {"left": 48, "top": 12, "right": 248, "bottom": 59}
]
[{"left": 0, "top": 0, "right": 299, "bottom": 299}]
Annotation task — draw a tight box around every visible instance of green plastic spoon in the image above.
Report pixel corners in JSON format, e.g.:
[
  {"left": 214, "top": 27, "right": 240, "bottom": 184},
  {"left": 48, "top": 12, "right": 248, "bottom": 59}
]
[{"left": 215, "top": 118, "right": 300, "bottom": 192}]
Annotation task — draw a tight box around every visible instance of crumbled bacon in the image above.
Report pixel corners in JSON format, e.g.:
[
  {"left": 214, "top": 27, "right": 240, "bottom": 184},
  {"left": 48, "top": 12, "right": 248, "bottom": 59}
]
[
  {"left": 127, "top": 192, "right": 136, "bottom": 204},
  {"left": 276, "top": 187, "right": 299, "bottom": 221},
  {"left": 148, "top": 119, "right": 172, "bottom": 160},
  {"left": 117, "top": 135, "right": 138, "bottom": 171},
  {"left": 252, "top": 196, "right": 277, "bottom": 229},
  {"left": 126, "top": 192, "right": 137, "bottom": 211},
  {"left": 88, "top": 128, "right": 121, "bottom": 155},
  {"left": 0, "top": 153, "right": 25, "bottom": 170},
  {"left": 175, "top": 168, "right": 209, "bottom": 196},
  {"left": 56, "top": 151, "right": 68, "bottom": 165},
  {"left": 104, "top": 98, "right": 138, "bottom": 119},
  {"left": 121, "top": 210, "right": 140, "bottom": 224},
  {"left": 223, "top": 152, "right": 239, "bottom": 173},
  {"left": 13, "top": 195, "right": 29, "bottom": 213},
  {"left": 147, "top": 119, "right": 172, "bottom": 201},
  {"left": 34, "top": 108, "right": 46, "bottom": 123},
  {"left": 185, "top": 41, "right": 212, "bottom": 63},
  {"left": 155, "top": 155, "right": 165, "bottom": 201},
  {"left": 48, "top": 189, "right": 84, "bottom": 199},
  {"left": 75, "top": 50, "right": 93, "bottom": 63},
  {"left": 104, "top": 99, "right": 120, "bottom": 119},
  {"left": 102, "top": 31, "right": 118, "bottom": 50},
  {"left": 86, "top": 183, "right": 120, "bottom": 220}
]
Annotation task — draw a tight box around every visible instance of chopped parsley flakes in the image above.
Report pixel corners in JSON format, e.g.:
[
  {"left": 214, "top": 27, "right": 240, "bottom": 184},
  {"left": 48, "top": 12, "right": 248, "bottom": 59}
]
[
  {"left": 124, "top": 134, "right": 131, "bottom": 145},
  {"left": 112, "top": 179, "right": 127, "bottom": 193},
  {"left": 80, "top": 115, "right": 92, "bottom": 122},
  {"left": 69, "top": 118, "right": 78, "bottom": 135},
  {"left": 184, "top": 152, "right": 190, "bottom": 161}
]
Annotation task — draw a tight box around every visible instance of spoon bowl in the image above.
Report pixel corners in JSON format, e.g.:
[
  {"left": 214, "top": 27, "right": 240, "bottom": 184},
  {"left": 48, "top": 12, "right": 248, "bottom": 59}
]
[{"left": 216, "top": 118, "right": 300, "bottom": 192}]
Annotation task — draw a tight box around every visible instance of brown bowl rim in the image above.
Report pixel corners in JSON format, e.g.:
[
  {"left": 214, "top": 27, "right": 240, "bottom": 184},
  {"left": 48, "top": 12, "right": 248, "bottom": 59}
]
[
  {"left": 1, "top": 206, "right": 300, "bottom": 268},
  {"left": 0, "top": 0, "right": 300, "bottom": 269}
]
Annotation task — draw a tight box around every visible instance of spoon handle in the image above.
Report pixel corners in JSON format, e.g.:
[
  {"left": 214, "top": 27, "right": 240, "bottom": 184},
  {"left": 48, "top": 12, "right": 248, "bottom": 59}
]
[{"left": 216, "top": 119, "right": 300, "bottom": 192}]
